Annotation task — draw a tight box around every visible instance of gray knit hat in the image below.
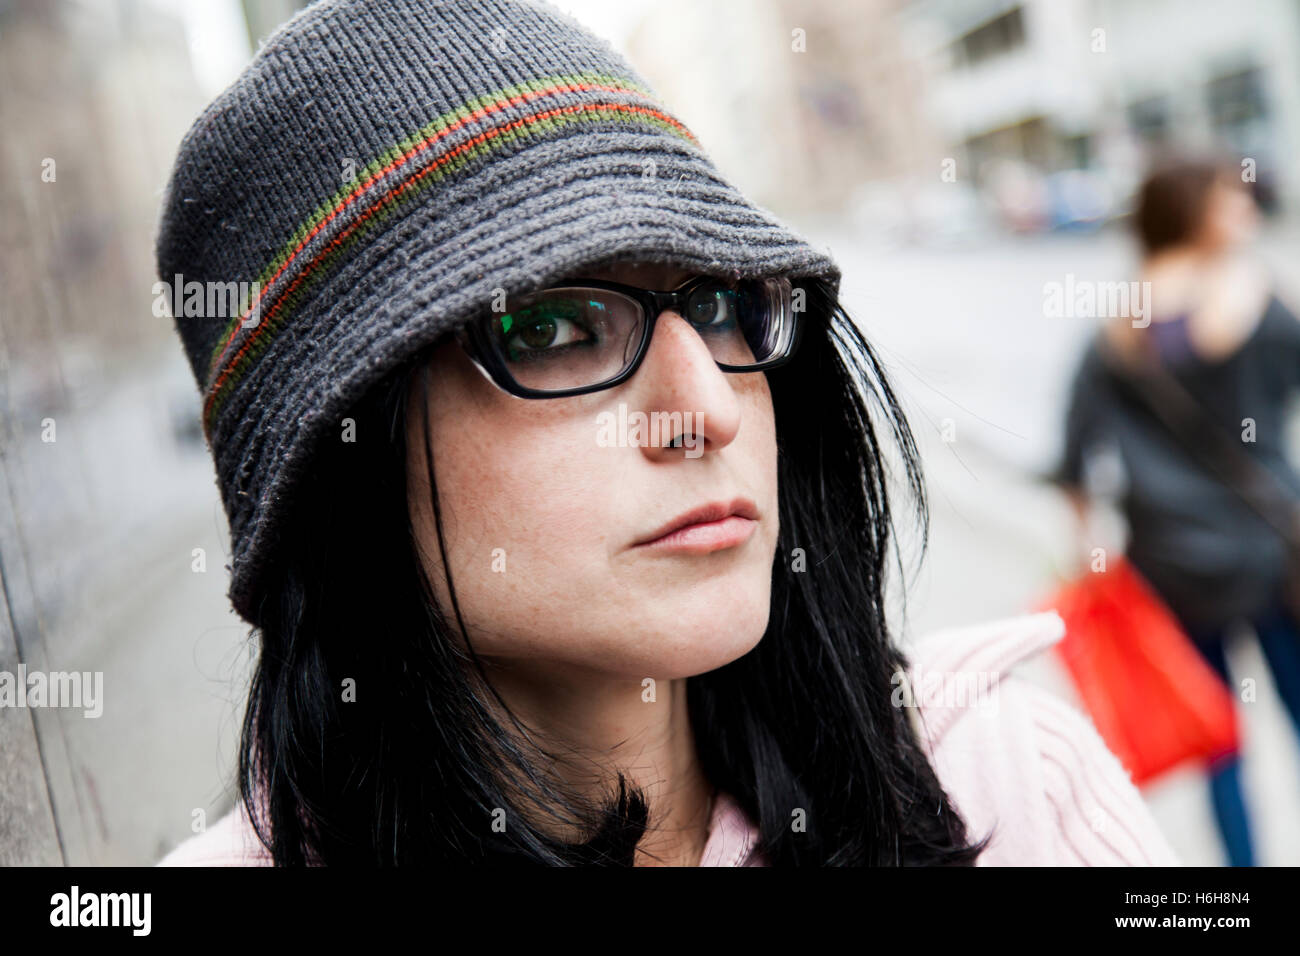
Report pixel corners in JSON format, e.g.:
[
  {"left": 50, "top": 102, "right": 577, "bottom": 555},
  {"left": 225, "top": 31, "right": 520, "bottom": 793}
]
[{"left": 158, "top": 0, "right": 841, "bottom": 625}]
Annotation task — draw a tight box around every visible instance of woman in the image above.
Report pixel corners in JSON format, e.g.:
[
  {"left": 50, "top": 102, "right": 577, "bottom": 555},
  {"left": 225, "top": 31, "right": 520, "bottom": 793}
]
[
  {"left": 156, "top": 0, "right": 1177, "bottom": 866},
  {"left": 1055, "top": 160, "right": 1300, "bottom": 866}
]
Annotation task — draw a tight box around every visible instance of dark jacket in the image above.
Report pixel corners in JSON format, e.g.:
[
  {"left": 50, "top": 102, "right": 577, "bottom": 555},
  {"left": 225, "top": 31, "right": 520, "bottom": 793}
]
[{"left": 1053, "top": 294, "right": 1300, "bottom": 633}]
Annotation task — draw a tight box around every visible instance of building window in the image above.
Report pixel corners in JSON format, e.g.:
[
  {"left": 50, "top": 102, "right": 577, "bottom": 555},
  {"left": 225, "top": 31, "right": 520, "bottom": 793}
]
[
  {"left": 1205, "top": 66, "right": 1267, "bottom": 133},
  {"left": 1127, "top": 94, "right": 1170, "bottom": 146},
  {"left": 954, "top": 6, "right": 1026, "bottom": 69}
]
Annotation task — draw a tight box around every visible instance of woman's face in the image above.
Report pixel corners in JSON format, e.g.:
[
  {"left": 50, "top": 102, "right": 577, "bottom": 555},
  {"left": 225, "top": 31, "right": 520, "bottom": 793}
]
[
  {"left": 406, "top": 261, "right": 780, "bottom": 680},
  {"left": 1196, "top": 175, "right": 1259, "bottom": 252}
]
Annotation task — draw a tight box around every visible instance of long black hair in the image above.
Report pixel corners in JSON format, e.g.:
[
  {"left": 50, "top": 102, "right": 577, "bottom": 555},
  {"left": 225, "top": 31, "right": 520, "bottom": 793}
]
[{"left": 237, "top": 276, "right": 992, "bottom": 865}]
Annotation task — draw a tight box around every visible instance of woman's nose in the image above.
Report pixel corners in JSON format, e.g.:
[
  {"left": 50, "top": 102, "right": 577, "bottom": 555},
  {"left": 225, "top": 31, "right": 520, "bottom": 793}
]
[{"left": 625, "top": 309, "right": 743, "bottom": 460}]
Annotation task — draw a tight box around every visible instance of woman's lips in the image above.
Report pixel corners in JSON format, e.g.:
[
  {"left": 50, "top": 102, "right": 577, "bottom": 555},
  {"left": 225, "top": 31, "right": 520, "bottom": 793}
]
[{"left": 633, "top": 514, "right": 757, "bottom": 554}]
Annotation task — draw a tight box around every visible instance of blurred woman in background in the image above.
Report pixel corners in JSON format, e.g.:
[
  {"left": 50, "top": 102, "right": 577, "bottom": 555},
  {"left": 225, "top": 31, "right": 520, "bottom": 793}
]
[{"left": 1055, "top": 159, "right": 1300, "bottom": 866}]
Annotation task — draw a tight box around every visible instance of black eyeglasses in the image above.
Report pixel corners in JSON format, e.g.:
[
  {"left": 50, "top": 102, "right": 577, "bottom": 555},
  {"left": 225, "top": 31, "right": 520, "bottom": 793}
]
[{"left": 454, "top": 274, "right": 802, "bottom": 398}]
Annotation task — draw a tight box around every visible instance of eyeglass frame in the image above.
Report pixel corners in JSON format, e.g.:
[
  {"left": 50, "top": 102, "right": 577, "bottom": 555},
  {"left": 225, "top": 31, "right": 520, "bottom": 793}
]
[{"left": 452, "top": 273, "right": 803, "bottom": 399}]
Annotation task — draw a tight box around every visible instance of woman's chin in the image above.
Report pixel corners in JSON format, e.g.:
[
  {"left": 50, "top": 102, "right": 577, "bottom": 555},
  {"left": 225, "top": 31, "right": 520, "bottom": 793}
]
[{"left": 630, "top": 610, "right": 771, "bottom": 679}]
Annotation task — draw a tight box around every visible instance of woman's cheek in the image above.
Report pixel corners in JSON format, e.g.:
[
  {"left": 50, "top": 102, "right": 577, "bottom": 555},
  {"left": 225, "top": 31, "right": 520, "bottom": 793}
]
[{"left": 438, "top": 418, "right": 613, "bottom": 633}]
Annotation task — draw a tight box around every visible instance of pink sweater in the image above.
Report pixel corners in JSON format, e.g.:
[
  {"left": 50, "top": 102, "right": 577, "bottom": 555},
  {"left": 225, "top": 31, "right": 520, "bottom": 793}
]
[{"left": 158, "top": 610, "right": 1180, "bottom": 866}]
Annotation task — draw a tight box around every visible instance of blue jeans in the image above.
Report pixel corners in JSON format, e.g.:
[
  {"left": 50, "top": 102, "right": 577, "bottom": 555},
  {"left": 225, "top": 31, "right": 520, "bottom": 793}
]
[{"left": 1179, "top": 590, "right": 1300, "bottom": 867}]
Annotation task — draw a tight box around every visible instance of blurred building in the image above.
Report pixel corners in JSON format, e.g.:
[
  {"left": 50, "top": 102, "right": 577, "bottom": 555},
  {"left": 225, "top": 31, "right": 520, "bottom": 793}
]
[
  {"left": 624, "top": 0, "right": 940, "bottom": 223},
  {"left": 624, "top": 0, "right": 1300, "bottom": 237},
  {"left": 900, "top": 0, "right": 1300, "bottom": 225},
  {"left": 0, "top": 0, "right": 205, "bottom": 365}
]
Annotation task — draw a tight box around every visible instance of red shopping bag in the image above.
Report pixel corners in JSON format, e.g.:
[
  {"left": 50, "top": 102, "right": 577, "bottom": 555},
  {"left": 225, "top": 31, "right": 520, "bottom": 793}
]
[{"left": 1035, "top": 555, "right": 1240, "bottom": 786}]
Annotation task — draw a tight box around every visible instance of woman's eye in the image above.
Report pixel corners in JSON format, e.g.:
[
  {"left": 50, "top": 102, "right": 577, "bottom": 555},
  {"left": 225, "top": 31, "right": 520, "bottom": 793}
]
[
  {"left": 688, "top": 289, "right": 738, "bottom": 331},
  {"left": 500, "top": 303, "right": 593, "bottom": 359}
]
